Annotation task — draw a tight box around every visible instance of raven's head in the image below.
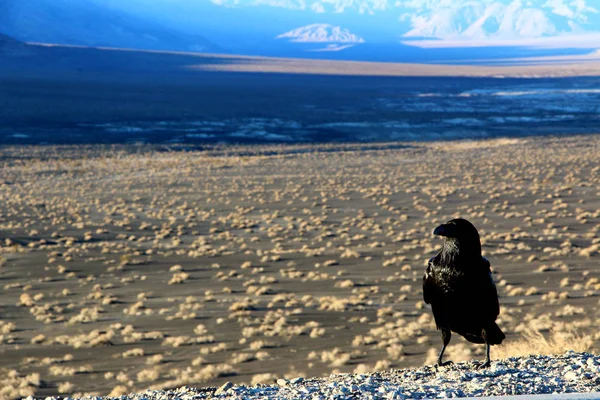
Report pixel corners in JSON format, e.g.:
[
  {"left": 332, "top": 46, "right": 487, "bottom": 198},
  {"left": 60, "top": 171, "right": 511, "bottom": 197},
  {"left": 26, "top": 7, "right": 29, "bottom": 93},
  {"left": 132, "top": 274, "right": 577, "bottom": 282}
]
[{"left": 433, "top": 218, "right": 482, "bottom": 254}]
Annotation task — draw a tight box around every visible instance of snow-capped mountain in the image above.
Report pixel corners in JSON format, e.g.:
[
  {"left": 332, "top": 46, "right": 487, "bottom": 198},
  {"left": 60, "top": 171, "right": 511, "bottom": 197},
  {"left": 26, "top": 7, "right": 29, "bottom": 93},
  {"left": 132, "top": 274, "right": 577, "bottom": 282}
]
[
  {"left": 277, "top": 24, "right": 365, "bottom": 43},
  {"left": 401, "top": 0, "right": 598, "bottom": 40},
  {"left": 209, "top": 0, "right": 600, "bottom": 42}
]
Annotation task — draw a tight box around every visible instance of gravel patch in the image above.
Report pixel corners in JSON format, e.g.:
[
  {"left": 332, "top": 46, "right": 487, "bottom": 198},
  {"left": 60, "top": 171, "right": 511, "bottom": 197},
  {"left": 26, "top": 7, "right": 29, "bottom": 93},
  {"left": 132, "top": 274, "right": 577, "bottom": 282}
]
[{"left": 37, "top": 351, "right": 600, "bottom": 400}]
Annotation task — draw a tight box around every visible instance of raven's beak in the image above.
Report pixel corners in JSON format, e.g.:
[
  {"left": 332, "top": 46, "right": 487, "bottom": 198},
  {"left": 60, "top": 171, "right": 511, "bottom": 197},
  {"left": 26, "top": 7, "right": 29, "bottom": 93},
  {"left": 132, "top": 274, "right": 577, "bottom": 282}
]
[{"left": 433, "top": 223, "right": 456, "bottom": 237}]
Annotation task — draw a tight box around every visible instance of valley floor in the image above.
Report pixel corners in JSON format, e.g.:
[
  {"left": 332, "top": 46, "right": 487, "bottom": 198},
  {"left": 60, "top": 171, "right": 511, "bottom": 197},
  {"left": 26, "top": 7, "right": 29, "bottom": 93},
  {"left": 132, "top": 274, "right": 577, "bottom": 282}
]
[
  {"left": 2, "top": 46, "right": 600, "bottom": 145},
  {"left": 1, "top": 136, "right": 600, "bottom": 397}
]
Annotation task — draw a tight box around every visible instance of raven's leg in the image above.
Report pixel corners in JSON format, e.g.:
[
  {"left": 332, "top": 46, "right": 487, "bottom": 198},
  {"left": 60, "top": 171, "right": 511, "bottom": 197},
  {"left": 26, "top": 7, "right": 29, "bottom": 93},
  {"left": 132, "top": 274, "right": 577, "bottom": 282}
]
[
  {"left": 437, "top": 328, "right": 453, "bottom": 366},
  {"left": 478, "top": 330, "right": 491, "bottom": 369}
]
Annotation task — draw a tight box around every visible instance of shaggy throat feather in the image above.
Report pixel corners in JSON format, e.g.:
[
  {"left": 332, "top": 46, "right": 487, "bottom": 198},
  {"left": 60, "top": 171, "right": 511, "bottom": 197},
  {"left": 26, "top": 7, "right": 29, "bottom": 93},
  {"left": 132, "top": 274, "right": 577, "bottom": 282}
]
[{"left": 441, "top": 239, "right": 459, "bottom": 262}]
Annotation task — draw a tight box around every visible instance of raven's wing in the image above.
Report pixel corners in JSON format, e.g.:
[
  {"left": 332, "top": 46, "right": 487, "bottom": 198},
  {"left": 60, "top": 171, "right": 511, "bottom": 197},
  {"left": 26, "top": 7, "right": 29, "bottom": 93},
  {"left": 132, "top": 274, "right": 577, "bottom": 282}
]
[
  {"left": 480, "top": 257, "right": 500, "bottom": 319},
  {"left": 479, "top": 257, "right": 505, "bottom": 343},
  {"left": 423, "top": 257, "right": 448, "bottom": 330}
]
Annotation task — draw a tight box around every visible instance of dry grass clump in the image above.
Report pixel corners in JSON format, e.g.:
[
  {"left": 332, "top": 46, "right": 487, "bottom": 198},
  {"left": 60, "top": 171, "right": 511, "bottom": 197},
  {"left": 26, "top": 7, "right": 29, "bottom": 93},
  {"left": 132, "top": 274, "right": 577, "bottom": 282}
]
[
  {"left": 162, "top": 336, "right": 204, "bottom": 348},
  {"left": 255, "top": 351, "right": 270, "bottom": 361},
  {"left": 146, "top": 354, "right": 165, "bottom": 365},
  {"left": 137, "top": 367, "right": 161, "bottom": 383},
  {"left": 317, "top": 295, "right": 366, "bottom": 312},
  {"left": 353, "top": 360, "right": 391, "bottom": 374},
  {"left": 36, "top": 354, "right": 74, "bottom": 366},
  {"left": 251, "top": 373, "right": 276, "bottom": 385},
  {"left": 67, "top": 306, "right": 103, "bottom": 324},
  {"left": 495, "top": 327, "right": 594, "bottom": 359},
  {"left": 31, "top": 334, "right": 46, "bottom": 344},
  {"left": 122, "top": 328, "right": 164, "bottom": 343},
  {"left": 199, "top": 342, "right": 230, "bottom": 354},
  {"left": 121, "top": 348, "right": 145, "bottom": 358},
  {"left": 108, "top": 385, "right": 130, "bottom": 397},
  {"left": 168, "top": 272, "right": 190, "bottom": 285},
  {"left": 194, "top": 324, "right": 208, "bottom": 335},
  {"left": 58, "top": 381, "right": 75, "bottom": 394},
  {"left": 386, "top": 344, "right": 405, "bottom": 360},
  {"left": 48, "top": 364, "right": 93, "bottom": 377},
  {"left": 148, "top": 363, "right": 237, "bottom": 390},
  {"left": 309, "top": 348, "right": 360, "bottom": 368},
  {"left": 248, "top": 340, "right": 277, "bottom": 351},
  {"left": 0, "top": 320, "right": 17, "bottom": 344},
  {"left": 165, "top": 298, "right": 204, "bottom": 321},
  {"left": 0, "top": 369, "right": 42, "bottom": 399},
  {"left": 230, "top": 352, "right": 257, "bottom": 364},
  {"left": 364, "top": 316, "right": 429, "bottom": 349},
  {"left": 18, "top": 293, "right": 37, "bottom": 307},
  {"left": 240, "top": 310, "right": 322, "bottom": 339},
  {"left": 246, "top": 285, "right": 277, "bottom": 295},
  {"left": 51, "top": 329, "right": 114, "bottom": 348}
]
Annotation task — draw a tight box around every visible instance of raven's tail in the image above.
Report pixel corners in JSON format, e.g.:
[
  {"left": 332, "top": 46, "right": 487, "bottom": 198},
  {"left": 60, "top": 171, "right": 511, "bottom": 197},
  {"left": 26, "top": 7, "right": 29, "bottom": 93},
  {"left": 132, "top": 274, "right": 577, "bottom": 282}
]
[{"left": 485, "top": 322, "right": 505, "bottom": 345}]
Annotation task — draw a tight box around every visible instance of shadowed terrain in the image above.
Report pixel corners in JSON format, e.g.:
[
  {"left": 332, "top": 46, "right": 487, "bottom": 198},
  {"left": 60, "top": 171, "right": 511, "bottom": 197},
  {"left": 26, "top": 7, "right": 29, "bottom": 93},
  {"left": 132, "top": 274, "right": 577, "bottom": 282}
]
[{"left": 1, "top": 44, "right": 600, "bottom": 145}]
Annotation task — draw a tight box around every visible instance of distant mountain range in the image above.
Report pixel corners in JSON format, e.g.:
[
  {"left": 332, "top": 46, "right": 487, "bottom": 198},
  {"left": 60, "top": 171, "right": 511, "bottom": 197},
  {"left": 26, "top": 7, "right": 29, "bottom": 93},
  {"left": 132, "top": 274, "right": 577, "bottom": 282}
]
[
  {"left": 0, "top": 33, "right": 19, "bottom": 46},
  {"left": 0, "top": 33, "right": 33, "bottom": 56},
  {"left": 401, "top": 0, "right": 599, "bottom": 42},
  {"left": 210, "top": 0, "right": 600, "bottom": 43},
  {"left": 277, "top": 24, "right": 365, "bottom": 43},
  {"left": 1, "top": 0, "right": 598, "bottom": 63},
  {"left": 0, "top": 0, "right": 220, "bottom": 53}
]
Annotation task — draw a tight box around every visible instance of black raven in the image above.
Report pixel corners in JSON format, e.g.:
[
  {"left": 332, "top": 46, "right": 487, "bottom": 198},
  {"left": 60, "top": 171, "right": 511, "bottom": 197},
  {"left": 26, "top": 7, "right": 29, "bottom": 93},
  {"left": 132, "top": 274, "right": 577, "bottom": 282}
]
[{"left": 423, "top": 218, "right": 505, "bottom": 368}]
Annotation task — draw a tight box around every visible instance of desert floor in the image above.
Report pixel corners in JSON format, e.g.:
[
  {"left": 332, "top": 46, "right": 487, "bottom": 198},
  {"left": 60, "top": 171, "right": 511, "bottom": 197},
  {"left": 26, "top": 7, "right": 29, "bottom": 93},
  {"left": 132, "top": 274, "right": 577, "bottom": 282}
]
[{"left": 1, "top": 135, "right": 600, "bottom": 398}]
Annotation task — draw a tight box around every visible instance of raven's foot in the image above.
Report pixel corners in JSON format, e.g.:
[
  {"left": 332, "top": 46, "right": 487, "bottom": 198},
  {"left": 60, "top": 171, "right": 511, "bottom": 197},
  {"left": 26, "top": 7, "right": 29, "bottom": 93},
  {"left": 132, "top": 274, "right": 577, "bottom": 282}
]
[
  {"left": 477, "top": 360, "right": 491, "bottom": 369},
  {"left": 437, "top": 360, "right": 454, "bottom": 367}
]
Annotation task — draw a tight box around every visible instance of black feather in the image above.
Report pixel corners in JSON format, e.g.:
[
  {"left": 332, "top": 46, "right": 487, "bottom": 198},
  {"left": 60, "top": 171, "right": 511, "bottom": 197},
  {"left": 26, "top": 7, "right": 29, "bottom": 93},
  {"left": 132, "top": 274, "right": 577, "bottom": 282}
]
[{"left": 423, "top": 218, "right": 505, "bottom": 367}]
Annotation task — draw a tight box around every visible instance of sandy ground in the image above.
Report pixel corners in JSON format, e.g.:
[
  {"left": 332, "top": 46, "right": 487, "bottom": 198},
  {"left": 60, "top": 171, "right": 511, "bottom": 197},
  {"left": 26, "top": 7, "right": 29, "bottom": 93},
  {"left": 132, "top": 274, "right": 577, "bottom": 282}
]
[
  {"left": 4, "top": 43, "right": 600, "bottom": 80},
  {"left": 189, "top": 54, "right": 600, "bottom": 78},
  {"left": 1, "top": 136, "right": 600, "bottom": 398},
  {"left": 28, "top": 43, "right": 600, "bottom": 78}
]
